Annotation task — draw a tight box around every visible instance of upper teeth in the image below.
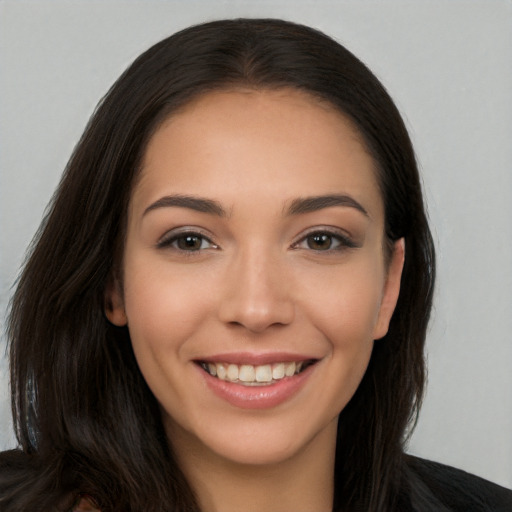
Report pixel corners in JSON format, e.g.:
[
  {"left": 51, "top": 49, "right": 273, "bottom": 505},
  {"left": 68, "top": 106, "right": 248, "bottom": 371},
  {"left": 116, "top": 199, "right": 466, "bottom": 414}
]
[{"left": 203, "top": 361, "right": 304, "bottom": 385}]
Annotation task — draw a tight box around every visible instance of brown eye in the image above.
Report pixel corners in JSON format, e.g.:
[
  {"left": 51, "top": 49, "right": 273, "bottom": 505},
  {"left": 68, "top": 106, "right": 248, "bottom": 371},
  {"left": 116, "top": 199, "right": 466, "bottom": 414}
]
[
  {"left": 293, "top": 230, "right": 357, "bottom": 253},
  {"left": 176, "top": 235, "right": 204, "bottom": 251},
  {"left": 306, "top": 234, "right": 334, "bottom": 251},
  {"left": 157, "top": 231, "right": 217, "bottom": 252}
]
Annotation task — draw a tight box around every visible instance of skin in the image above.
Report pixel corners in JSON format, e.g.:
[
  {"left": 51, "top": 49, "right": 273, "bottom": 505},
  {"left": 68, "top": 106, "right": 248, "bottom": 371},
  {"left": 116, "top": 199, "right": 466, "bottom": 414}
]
[{"left": 106, "top": 88, "right": 404, "bottom": 512}]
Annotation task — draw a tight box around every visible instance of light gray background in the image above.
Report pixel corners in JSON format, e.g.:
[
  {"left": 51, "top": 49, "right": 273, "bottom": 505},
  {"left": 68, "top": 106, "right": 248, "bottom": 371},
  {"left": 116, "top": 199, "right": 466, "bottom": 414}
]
[{"left": 1, "top": 0, "right": 511, "bottom": 488}]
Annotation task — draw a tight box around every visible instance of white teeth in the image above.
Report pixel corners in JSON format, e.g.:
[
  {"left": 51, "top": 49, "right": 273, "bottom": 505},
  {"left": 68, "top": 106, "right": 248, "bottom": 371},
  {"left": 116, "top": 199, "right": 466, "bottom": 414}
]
[
  {"left": 203, "top": 360, "right": 309, "bottom": 385},
  {"left": 284, "top": 362, "right": 296, "bottom": 377},
  {"left": 239, "top": 365, "right": 256, "bottom": 382},
  {"left": 255, "top": 364, "right": 272, "bottom": 383},
  {"left": 272, "top": 363, "right": 285, "bottom": 380},
  {"left": 216, "top": 364, "right": 227, "bottom": 380},
  {"left": 227, "top": 364, "right": 239, "bottom": 381}
]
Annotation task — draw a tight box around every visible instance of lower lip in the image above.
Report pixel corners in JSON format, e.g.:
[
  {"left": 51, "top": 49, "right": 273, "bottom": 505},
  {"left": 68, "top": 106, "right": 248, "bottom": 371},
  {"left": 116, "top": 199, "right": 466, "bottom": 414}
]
[{"left": 199, "top": 364, "right": 316, "bottom": 410}]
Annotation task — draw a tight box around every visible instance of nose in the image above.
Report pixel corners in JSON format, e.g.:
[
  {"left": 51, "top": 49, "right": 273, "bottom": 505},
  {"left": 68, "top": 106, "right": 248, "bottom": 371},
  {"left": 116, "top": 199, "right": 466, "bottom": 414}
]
[{"left": 218, "top": 249, "right": 295, "bottom": 333}]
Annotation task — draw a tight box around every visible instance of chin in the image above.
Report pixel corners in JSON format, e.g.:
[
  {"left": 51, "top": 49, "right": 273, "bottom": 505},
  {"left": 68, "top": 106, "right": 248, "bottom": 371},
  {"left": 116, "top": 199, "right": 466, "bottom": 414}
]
[
  {"left": 210, "top": 434, "right": 303, "bottom": 466},
  {"left": 179, "top": 411, "right": 339, "bottom": 468}
]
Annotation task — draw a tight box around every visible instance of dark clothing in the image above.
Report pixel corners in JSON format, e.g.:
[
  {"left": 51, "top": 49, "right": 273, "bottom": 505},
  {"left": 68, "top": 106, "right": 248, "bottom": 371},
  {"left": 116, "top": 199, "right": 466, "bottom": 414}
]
[
  {"left": 404, "top": 455, "right": 512, "bottom": 511},
  {"left": 1, "top": 449, "right": 511, "bottom": 511}
]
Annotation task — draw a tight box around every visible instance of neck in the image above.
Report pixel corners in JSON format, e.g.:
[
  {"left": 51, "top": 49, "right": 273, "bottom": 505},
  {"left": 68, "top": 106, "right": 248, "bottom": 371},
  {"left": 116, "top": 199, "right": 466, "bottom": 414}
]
[{"left": 169, "top": 419, "right": 337, "bottom": 512}]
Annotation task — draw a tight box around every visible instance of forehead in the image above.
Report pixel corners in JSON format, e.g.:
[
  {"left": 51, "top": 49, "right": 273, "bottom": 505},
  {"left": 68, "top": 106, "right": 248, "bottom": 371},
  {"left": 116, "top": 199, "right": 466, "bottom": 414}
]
[{"left": 132, "top": 88, "right": 383, "bottom": 220}]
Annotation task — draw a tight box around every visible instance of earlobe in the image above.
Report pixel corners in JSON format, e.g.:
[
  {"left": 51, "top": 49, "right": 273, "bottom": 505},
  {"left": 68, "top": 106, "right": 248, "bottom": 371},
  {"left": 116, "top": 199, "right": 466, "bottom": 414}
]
[
  {"left": 104, "top": 277, "right": 128, "bottom": 326},
  {"left": 372, "top": 238, "right": 405, "bottom": 340}
]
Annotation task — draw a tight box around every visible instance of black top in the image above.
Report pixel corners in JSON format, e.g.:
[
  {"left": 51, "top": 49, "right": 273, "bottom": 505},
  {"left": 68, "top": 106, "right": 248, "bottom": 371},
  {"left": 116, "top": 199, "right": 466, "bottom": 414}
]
[
  {"left": 404, "top": 455, "right": 512, "bottom": 511},
  {"left": 1, "top": 450, "right": 511, "bottom": 510}
]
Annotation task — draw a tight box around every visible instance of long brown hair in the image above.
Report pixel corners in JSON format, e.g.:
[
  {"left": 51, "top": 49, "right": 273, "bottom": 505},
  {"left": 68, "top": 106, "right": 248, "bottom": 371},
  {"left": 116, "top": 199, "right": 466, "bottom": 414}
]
[{"left": 1, "top": 19, "right": 435, "bottom": 512}]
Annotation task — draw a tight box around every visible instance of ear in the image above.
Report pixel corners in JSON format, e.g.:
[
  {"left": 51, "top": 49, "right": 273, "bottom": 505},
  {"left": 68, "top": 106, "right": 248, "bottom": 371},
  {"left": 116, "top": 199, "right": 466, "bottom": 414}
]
[
  {"left": 104, "top": 276, "right": 128, "bottom": 326},
  {"left": 372, "top": 238, "right": 405, "bottom": 340}
]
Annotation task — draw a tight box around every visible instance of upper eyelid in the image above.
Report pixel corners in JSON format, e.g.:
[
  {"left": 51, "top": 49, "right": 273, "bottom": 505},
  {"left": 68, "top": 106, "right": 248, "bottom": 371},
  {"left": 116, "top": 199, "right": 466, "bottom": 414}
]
[
  {"left": 155, "top": 225, "right": 356, "bottom": 248},
  {"left": 158, "top": 225, "right": 213, "bottom": 238},
  {"left": 293, "top": 226, "right": 353, "bottom": 241},
  {"left": 156, "top": 227, "right": 216, "bottom": 247},
  {"left": 292, "top": 227, "right": 358, "bottom": 250}
]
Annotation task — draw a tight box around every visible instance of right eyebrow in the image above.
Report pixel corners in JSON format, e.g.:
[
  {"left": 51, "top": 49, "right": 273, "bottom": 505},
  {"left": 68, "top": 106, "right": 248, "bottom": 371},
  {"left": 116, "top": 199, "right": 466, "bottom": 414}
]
[{"left": 143, "top": 194, "right": 227, "bottom": 217}]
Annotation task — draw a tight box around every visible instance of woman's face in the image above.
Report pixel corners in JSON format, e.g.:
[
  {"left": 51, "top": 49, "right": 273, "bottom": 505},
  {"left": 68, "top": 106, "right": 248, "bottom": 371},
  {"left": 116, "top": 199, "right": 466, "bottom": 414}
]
[{"left": 107, "top": 88, "right": 404, "bottom": 467}]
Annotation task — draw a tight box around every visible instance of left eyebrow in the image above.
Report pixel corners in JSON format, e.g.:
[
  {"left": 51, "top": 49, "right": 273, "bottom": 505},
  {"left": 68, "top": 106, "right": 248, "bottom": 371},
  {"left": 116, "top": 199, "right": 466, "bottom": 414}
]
[{"left": 285, "top": 194, "right": 369, "bottom": 217}]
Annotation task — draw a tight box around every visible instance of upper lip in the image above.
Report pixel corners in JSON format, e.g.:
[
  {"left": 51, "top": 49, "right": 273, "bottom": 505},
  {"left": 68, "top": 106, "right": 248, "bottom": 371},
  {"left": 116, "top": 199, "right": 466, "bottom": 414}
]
[{"left": 194, "top": 352, "right": 319, "bottom": 366}]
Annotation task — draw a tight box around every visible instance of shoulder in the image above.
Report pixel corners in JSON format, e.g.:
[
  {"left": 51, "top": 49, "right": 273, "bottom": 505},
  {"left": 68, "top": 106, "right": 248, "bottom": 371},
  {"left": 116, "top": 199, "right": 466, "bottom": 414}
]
[
  {"left": 403, "top": 454, "right": 512, "bottom": 512},
  {"left": 0, "top": 449, "right": 95, "bottom": 512}
]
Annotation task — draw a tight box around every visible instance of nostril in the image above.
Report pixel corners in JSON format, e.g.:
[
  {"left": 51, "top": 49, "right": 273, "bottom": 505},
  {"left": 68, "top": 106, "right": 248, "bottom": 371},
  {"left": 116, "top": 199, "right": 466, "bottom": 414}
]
[
  {"left": 219, "top": 301, "right": 295, "bottom": 333},
  {"left": 217, "top": 260, "right": 295, "bottom": 330}
]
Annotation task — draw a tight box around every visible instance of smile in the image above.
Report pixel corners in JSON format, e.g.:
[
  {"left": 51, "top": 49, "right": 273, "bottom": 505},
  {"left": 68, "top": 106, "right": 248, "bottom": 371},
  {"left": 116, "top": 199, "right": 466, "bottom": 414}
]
[{"left": 198, "top": 360, "right": 316, "bottom": 386}]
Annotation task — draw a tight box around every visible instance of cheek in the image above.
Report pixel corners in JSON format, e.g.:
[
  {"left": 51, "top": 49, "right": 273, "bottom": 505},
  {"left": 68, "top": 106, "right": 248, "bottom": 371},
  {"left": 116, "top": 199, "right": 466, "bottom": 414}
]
[
  {"left": 296, "top": 256, "right": 384, "bottom": 400},
  {"left": 121, "top": 259, "right": 215, "bottom": 361},
  {"left": 288, "top": 269, "right": 381, "bottom": 431},
  {"left": 299, "top": 258, "right": 385, "bottom": 344}
]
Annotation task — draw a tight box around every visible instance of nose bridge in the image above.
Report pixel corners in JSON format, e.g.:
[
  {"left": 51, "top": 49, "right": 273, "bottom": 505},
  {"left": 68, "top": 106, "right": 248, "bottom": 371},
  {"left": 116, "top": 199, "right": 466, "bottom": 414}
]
[{"left": 219, "top": 243, "right": 294, "bottom": 332}]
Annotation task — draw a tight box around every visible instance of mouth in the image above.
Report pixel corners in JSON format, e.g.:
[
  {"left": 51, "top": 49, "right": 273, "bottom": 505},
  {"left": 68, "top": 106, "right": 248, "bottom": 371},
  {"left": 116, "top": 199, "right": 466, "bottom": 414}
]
[{"left": 196, "top": 359, "right": 317, "bottom": 386}]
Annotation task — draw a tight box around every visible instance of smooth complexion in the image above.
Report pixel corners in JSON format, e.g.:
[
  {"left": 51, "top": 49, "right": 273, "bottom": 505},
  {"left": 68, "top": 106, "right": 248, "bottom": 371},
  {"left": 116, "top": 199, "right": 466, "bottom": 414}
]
[{"left": 106, "top": 89, "right": 404, "bottom": 512}]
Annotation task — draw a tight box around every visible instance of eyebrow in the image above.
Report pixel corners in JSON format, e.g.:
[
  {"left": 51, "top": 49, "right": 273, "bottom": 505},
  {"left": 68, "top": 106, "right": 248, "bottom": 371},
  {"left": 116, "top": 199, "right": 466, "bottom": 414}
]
[
  {"left": 143, "top": 193, "right": 368, "bottom": 218},
  {"left": 143, "top": 194, "right": 227, "bottom": 217},
  {"left": 285, "top": 194, "right": 369, "bottom": 217}
]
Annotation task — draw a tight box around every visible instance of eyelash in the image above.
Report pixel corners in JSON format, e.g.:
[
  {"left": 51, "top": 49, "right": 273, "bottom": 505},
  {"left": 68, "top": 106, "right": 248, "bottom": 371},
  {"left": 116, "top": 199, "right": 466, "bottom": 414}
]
[
  {"left": 157, "top": 228, "right": 357, "bottom": 254},
  {"left": 157, "top": 230, "right": 218, "bottom": 253},
  {"left": 292, "top": 229, "right": 358, "bottom": 252}
]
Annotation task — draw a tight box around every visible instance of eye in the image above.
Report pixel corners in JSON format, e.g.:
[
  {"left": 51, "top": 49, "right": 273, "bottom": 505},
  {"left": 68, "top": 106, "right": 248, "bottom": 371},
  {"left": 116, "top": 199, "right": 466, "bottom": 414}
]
[
  {"left": 304, "top": 233, "right": 339, "bottom": 251},
  {"left": 293, "top": 230, "right": 357, "bottom": 252},
  {"left": 157, "top": 231, "right": 217, "bottom": 252}
]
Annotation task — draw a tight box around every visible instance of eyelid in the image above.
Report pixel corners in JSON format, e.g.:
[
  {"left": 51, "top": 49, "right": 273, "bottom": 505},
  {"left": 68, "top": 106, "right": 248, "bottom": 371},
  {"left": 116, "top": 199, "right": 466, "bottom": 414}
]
[
  {"left": 156, "top": 226, "right": 218, "bottom": 250},
  {"left": 291, "top": 226, "right": 359, "bottom": 251}
]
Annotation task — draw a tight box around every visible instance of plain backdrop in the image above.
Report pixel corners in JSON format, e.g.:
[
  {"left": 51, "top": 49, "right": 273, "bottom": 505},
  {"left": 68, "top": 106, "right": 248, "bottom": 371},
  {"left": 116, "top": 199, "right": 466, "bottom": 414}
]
[{"left": 1, "top": 0, "right": 511, "bottom": 488}]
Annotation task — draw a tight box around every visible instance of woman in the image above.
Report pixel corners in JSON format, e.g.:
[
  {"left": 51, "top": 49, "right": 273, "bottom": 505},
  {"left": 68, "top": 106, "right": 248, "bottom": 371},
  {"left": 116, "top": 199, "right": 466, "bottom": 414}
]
[{"left": 0, "top": 18, "right": 510, "bottom": 512}]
